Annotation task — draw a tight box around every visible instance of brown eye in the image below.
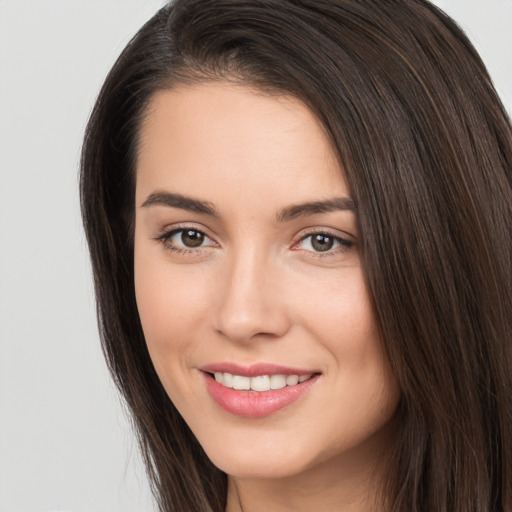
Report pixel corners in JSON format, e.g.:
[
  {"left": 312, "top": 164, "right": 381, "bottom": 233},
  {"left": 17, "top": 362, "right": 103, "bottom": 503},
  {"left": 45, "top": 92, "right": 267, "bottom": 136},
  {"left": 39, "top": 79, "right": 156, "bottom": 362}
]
[
  {"left": 311, "top": 234, "right": 334, "bottom": 252},
  {"left": 296, "top": 232, "right": 353, "bottom": 255},
  {"left": 180, "top": 229, "right": 205, "bottom": 247},
  {"left": 157, "top": 228, "right": 215, "bottom": 252}
]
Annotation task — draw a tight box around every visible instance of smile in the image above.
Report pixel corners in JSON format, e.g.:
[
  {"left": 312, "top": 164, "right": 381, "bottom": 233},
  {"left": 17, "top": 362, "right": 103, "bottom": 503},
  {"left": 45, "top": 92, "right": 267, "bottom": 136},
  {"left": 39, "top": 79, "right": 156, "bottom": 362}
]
[
  {"left": 213, "top": 372, "right": 313, "bottom": 391},
  {"left": 201, "top": 364, "right": 320, "bottom": 418}
]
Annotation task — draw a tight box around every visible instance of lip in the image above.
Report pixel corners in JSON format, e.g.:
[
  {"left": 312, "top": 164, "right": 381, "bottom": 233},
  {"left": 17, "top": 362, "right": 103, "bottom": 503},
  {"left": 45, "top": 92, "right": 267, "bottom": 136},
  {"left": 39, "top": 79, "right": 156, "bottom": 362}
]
[
  {"left": 200, "top": 363, "right": 320, "bottom": 418},
  {"left": 200, "top": 362, "right": 317, "bottom": 377}
]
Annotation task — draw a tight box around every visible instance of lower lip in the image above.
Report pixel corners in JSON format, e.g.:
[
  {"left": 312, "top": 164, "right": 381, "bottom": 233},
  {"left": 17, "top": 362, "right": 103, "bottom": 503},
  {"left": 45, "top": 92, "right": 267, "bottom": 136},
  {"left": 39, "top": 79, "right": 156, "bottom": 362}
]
[{"left": 203, "top": 373, "right": 319, "bottom": 418}]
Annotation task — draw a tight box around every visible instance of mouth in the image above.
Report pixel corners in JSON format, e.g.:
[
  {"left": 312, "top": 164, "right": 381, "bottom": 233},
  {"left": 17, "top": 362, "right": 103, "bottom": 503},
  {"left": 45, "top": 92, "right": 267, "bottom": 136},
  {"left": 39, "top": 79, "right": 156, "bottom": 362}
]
[
  {"left": 200, "top": 363, "right": 321, "bottom": 418},
  {"left": 207, "top": 371, "right": 315, "bottom": 391}
]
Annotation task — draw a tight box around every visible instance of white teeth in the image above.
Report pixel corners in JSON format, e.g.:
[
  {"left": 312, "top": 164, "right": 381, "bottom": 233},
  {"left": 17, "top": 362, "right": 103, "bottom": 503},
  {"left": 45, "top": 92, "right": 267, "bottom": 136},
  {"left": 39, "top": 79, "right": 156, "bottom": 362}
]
[
  {"left": 286, "top": 374, "right": 299, "bottom": 386},
  {"left": 232, "top": 375, "right": 251, "bottom": 390},
  {"left": 250, "top": 375, "right": 271, "bottom": 391},
  {"left": 213, "top": 372, "right": 313, "bottom": 391},
  {"left": 223, "top": 372, "right": 234, "bottom": 388},
  {"left": 270, "top": 374, "right": 287, "bottom": 389}
]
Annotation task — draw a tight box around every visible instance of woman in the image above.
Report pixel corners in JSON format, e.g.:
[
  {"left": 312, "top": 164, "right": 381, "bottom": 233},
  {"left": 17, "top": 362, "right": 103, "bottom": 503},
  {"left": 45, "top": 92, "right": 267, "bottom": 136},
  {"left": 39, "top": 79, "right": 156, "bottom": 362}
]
[{"left": 80, "top": 0, "right": 512, "bottom": 511}]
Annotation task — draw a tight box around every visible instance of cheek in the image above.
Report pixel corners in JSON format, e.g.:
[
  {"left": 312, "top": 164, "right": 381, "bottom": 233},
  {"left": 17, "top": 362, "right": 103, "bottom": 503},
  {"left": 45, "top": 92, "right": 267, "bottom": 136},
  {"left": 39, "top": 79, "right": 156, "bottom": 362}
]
[
  {"left": 321, "top": 273, "right": 394, "bottom": 395},
  {"left": 296, "top": 268, "right": 378, "bottom": 353},
  {"left": 134, "top": 246, "right": 209, "bottom": 367},
  {"left": 134, "top": 248, "right": 218, "bottom": 418},
  {"left": 296, "top": 268, "right": 399, "bottom": 418}
]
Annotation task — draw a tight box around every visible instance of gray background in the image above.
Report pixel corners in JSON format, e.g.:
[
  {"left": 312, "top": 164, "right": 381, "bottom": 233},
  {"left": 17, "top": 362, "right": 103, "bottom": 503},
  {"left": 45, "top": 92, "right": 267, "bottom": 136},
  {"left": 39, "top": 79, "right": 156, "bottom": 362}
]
[{"left": 0, "top": 1, "right": 510, "bottom": 510}]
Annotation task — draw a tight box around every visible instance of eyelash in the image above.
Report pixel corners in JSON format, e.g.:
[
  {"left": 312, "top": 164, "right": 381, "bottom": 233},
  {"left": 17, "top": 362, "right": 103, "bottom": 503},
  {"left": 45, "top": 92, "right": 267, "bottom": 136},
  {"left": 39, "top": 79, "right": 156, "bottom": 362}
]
[
  {"left": 292, "top": 229, "right": 354, "bottom": 257},
  {"left": 154, "top": 225, "right": 216, "bottom": 255},
  {"left": 154, "top": 226, "right": 354, "bottom": 257}
]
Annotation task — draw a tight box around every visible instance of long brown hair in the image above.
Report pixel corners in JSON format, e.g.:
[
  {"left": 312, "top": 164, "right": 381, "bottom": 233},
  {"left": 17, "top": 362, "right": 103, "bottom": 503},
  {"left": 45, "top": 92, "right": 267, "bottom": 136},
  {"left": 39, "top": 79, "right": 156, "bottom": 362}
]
[{"left": 80, "top": 1, "right": 512, "bottom": 510}]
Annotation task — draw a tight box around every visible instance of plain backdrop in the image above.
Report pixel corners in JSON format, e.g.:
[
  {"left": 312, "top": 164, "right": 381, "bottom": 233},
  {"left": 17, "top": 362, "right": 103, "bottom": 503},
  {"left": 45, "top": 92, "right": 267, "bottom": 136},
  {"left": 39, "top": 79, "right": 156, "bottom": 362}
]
[{"left": 0, "top": 1, "right": 510, "bottom": 511}]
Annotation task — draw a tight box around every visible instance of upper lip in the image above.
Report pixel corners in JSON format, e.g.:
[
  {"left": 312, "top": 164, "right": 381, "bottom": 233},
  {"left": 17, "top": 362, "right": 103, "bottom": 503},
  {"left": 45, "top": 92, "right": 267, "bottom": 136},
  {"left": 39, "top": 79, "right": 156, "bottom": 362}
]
[{"left": 200, "top": 362, "right": 319, "bottom": 377}]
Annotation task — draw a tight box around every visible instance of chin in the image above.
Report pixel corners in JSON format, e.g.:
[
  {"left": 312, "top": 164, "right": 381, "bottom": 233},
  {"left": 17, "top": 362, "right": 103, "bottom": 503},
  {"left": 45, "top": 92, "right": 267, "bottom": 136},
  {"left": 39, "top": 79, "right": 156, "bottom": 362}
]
[
  {"left": 198, "top": 429, "right": 335, "bottom": 480},
  {"left": 209, "top": 452, "right": 309, "bottom": 480}
]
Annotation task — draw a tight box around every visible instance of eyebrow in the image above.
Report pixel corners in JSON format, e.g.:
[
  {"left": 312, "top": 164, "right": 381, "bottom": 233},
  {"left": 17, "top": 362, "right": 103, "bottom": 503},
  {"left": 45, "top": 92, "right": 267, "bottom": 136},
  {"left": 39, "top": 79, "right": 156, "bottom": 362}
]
[
  {"left": 276, "top": 197, "right": 355, "bottom": 222},
  {"left": 141, "top": 192, "right": 219, "bottom": 217},
  {"left": 140, "top": 191, "right": 355, "bottom": 221}
]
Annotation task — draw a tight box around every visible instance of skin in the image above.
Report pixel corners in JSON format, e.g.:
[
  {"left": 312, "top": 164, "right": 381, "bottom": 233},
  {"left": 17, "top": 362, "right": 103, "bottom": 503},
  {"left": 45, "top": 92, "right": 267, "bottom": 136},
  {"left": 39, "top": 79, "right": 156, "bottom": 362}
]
[{"left": 134, "top": 82, "right": 401, "bottom": 512}]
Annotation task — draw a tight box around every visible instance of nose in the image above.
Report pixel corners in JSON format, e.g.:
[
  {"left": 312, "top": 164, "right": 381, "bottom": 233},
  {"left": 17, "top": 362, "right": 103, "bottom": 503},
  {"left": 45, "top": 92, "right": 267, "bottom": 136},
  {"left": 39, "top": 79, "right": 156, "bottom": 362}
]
[{"left": 212, "top": 249, "right": 291, "bottom": 344}]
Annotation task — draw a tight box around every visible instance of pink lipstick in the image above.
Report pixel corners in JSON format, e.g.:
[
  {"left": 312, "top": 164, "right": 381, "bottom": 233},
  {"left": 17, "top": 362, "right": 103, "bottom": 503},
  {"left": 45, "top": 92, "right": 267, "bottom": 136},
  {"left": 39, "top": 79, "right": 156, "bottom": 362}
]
[{"left": 200, "top": 363, "right": 320, "bottom": 418}]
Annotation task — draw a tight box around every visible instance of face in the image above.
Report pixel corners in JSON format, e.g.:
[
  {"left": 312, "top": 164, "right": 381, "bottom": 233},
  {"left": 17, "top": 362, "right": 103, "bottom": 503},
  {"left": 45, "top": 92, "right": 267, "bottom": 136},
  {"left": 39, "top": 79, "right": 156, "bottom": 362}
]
[{"left": 134, "top": 83, "right": 400, "bottom": 480}]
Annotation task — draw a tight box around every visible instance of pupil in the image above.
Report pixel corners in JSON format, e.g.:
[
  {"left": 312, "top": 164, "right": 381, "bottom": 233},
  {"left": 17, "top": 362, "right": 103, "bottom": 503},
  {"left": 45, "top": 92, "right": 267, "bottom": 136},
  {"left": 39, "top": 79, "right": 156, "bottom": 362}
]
[
  {"left": 311, "top": 234, "right": 333, "bottom": 252},
  {"left": 182, "top": 230, "right": 204, "bottom": 248}
]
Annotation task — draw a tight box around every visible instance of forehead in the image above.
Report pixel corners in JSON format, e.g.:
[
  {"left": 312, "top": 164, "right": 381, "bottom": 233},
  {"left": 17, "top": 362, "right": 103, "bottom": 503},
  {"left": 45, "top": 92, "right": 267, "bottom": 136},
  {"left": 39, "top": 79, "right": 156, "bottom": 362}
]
[{"left": 135, "top": 82, "right": 348, "bottom": 210}]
